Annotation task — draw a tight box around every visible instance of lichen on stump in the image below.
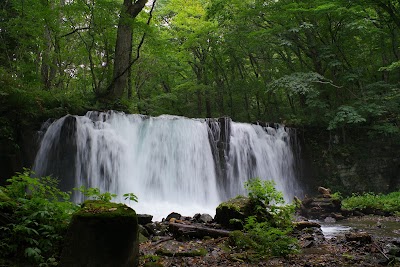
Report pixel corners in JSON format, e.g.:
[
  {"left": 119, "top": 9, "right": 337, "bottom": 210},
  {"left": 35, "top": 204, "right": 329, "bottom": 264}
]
[{"left": 60, "top": 200, "right": 139, "bottom": 267}]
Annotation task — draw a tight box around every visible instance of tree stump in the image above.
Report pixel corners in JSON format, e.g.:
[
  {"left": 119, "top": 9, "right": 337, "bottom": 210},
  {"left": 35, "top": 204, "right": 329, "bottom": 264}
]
[{"left": 60, "top": 200, "right": 139, "bottom": 267}]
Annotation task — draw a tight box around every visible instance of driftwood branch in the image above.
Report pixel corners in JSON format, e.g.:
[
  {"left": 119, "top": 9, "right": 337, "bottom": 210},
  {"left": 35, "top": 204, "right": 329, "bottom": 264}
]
[
  {"left": 372, "top": 241, "right": 390, "bottom": 261},
  {"left": 169, "top": 222, "right": 231, "bottom": 238},
  {"left": 151, "top": 236, "right": 174, "bottom": 246}
]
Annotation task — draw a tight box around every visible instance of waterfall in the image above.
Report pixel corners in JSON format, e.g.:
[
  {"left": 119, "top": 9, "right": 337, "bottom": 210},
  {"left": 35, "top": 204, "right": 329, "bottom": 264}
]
[{"left": 33, "top": 111, "right": 302, "bottom": 220}]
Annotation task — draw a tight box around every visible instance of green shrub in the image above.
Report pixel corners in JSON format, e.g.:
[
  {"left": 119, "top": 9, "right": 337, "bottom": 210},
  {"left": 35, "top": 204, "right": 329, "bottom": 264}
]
[
  {"left": 244, "top": 216, "right": 298, "bottom": 257},
  {"left": 74, "top": 186, "right": 117, "bottom": 202},
  {"left": 0, "top": 169, "right": 78, "bottom": 266},
  {"left": 229, "top": 178, "right": 299, "bottom": 258},
  {"left": 74, "top": 186, "right": 138, "bottom": 204},
  {"left": 342, "top": 191, "right": 400, "bottom": 213}
]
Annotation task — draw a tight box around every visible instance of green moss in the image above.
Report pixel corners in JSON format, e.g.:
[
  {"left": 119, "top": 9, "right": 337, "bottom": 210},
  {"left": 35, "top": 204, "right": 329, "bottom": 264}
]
[
  {"left": 143, "top": 262, "right": 163, "bottom": 267},
  {"left": 142, "top": 254, "right": 160, "bottom": 262},
  {"left": 342, "top": 253, "right": 355, "bottom": 260},
  {"left": 229, "top": 252, "right": 258, "bottom": 262},
  {"left": 74, "top": 200, "right": 137, "bottom": 219},
  {"left": 215, "top": 196, "right": 261, "bottom": 229},
  {"left": 229, "top": 230, "right": 254, "bottom": 250},
  {"left": 216, "top": 195, "right": 247, "bottom": 212},
  {"left": 155, "top": 248, "right": 207, "bottom": 257},
  {"left": 139, "top": 233, "right": 148, "bottom": 243},
  {"left": 0, "top": 190, "right": 16, "bottom": 211},
  {"left": 0, "top": 190, "right": 11, "bottom": 202},
  {"left": 142, "top": 254, "right": 162, "bottom": 266}
]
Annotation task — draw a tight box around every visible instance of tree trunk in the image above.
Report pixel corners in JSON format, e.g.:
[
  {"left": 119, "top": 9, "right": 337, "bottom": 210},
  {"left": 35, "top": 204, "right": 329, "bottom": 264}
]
[
  {"left": 41, "top": 25, "right": 56, "bottom": 90},
  {"left": 107, "top": 0, "right": 147, "bottom": 100}
]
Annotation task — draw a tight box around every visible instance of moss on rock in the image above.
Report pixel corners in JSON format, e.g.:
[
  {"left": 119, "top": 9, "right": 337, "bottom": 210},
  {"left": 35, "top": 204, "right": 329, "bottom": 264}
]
[
  {"left": 155, "top": 248, "right": 207, "bottom": 257},
  {"left": 215, "top": 196, "right": 247, "bottom": 229},
  {"left": 215, "top": 195, "right": 270, "bottom": 229},
  {"left": 229, "top": 230, "right": 254, "bottom": 250},
  {"left": 76, "top": 200, "right": 137, "bottom": 219}
]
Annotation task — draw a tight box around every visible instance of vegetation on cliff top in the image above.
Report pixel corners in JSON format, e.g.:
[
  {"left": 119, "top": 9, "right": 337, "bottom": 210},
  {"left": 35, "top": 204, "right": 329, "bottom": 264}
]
[{"left": 1, "top": 0, "right": 399, "bottom": 133}]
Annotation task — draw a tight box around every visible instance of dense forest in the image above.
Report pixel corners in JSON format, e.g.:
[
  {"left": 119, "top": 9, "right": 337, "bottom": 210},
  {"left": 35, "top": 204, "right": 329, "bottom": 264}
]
[
  {"left": 1, "top": 0, "right": 399, "bottom": 152},
  {"left": 0, "top": 1, "right": 400, "bottom": 265}
]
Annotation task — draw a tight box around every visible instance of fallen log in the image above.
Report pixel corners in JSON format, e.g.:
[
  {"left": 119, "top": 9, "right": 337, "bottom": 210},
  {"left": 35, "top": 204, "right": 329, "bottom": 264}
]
[
  {"left": 169, "top": 222, "right": 231, "bottom": 238},
  {"left": 151, "top": 236, "right": 174, "bottom": 246}
]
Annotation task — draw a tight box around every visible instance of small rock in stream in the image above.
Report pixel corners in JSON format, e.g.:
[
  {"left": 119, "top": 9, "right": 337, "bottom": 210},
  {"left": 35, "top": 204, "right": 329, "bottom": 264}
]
[
  {"left": 194, "top": 213, "right": 213, "bottom": 223},
  {"left": 165, "top": 212, "right": 181, "bottom": 222},
  {"left": 137, "top": 214, "right": 153, "bottom": 225}
]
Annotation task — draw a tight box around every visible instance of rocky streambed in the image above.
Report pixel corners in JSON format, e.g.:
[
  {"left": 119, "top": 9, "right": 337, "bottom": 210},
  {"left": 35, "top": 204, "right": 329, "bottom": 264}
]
[
  {"left": 137, "top": 188, "right": 400, "bottom": 267},
  {"left": 138, "top": 213, "right": 400, "bottom": 267}
]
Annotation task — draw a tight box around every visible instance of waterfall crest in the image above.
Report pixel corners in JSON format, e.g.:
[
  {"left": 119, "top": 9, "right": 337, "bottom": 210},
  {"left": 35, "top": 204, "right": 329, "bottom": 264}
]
[{"left": 33, "top": 111, "right": 302, "bottom": 220}]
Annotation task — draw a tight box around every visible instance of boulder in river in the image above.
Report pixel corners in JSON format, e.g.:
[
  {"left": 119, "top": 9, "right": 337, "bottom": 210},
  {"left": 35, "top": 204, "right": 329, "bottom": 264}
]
[
  {"left": 137, "top": 214, "right": 153, "bottom": 225},
  {"left": 214, "top": 195, "right": 272, "bottom": 229},
  {"left": 299, "top": 186, "right": 343, "bottom": 220},
  {"left": 194, "top": 213, "right": 214, "bottom": 223},
  {"left": 165, "top": 212, "right": 181, "bottom": 222}
]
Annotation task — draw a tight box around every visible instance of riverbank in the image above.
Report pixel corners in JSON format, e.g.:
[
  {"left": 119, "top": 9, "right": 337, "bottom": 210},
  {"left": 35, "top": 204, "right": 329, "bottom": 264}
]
[{"left": 139, "top": 215, "right": 400, "bottom": 267}]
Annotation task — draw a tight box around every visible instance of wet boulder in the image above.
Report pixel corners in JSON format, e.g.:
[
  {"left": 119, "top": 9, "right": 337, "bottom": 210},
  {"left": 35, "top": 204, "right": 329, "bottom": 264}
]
[
  {"left": 293, "top": 221, "right": 324, "bottom": 248},
  {"left": 299, "top": 187, "right": 343, "bottom": 220},
  {"left": 214, "top": 196, "right": 248, "bottom": 229},
  {"left": 345, "top": 232, "right": 372, "bottom": 244},
  {"left": 60, "top": 200, "right": 139, "bottom": 267},
  {"left": 144, "top": 222, "right": 169, "bottom": 236},
  {"left": 293, "top": 221, "right": 321, "bottom": 231},
  {"left": 194, "top": 213, "right": 213, "bottom": 223},
  {"left": 138, "top": 214, "right": 153, "bottom": 225},
  {"left": 165, "top": 212, "right": 181, "bottom": 222},
  {"left": 214, "top": 195, "right": 271, "bottom": 229}
]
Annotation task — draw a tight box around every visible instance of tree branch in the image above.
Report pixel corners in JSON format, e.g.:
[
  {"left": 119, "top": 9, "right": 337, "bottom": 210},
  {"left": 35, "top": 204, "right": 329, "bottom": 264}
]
[
  {"left": 128, "top": 0, "right": 148, "bottom": 17},
  {"left": 60, "top": 27, "right": 91, "bottom": 38},
  {"left": 311, "top": 80, "right": 342, "bottom": 88}
]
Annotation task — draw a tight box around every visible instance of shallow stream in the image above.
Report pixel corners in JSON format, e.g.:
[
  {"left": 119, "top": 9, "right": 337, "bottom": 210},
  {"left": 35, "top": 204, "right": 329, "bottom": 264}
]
[{"left": 319, "top": 216, "right": 400, "bottom": 239}]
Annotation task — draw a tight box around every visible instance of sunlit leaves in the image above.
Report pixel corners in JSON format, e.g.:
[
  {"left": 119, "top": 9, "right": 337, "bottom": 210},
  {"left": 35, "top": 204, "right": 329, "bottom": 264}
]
[
  {"left": 328, "top": 105, "right": 366, "bottom": 130},
  {"left": 268, "top": 72, "right": 326, "bottom": 96},
  {"left": 379, "top": 60, "right": 400, "bottom": 72}
]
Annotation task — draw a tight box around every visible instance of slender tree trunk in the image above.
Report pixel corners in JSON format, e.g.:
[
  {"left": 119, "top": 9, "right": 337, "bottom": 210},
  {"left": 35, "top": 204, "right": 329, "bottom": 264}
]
[
  {"left": 107, "top": 0, "right": 147, "bottom": 100},
  {"left": 205, "top": 89, "right": 212, "bottom": 118},
  {"left": 197, "top": 90, "right": 202, "bottom": 116},
  {"left": 41, "top": 25, "right": 55, "bottom": 90}
]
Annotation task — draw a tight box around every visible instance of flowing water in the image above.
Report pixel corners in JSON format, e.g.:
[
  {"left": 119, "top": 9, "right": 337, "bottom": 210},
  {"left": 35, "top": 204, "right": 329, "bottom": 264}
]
[
  {"left": 321, "top": 216, "right": 400, "bottom": 239},
  {"left": 33, "top": 111, "right": 302, "bottom": 220}
]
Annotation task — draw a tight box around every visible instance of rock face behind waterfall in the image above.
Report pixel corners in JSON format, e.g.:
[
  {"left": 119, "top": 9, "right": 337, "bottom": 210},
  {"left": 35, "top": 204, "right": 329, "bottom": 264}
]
[{"left": 60, "top": 200, "right": 139, "bottom": 267}]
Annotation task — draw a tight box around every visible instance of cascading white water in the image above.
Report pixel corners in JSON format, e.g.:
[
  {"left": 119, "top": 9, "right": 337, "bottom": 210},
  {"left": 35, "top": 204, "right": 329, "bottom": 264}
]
[
  {"left": 33, "top": 111, "right": 301, "bottom": 220},
  {"left": 226, "top": 123, "right": 299, "bottom": 203}
]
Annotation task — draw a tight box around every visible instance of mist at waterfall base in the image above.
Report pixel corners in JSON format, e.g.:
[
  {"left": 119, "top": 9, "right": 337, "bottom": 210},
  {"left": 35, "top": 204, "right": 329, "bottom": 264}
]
[{"left": 33, "top": 111, "right": 302, "bottom": 221}]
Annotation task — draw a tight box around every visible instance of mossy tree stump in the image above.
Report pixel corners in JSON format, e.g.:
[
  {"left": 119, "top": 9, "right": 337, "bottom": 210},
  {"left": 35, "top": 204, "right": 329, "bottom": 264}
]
[{"left": 60, "top": 200, "right": 139, "bottom": 267}]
